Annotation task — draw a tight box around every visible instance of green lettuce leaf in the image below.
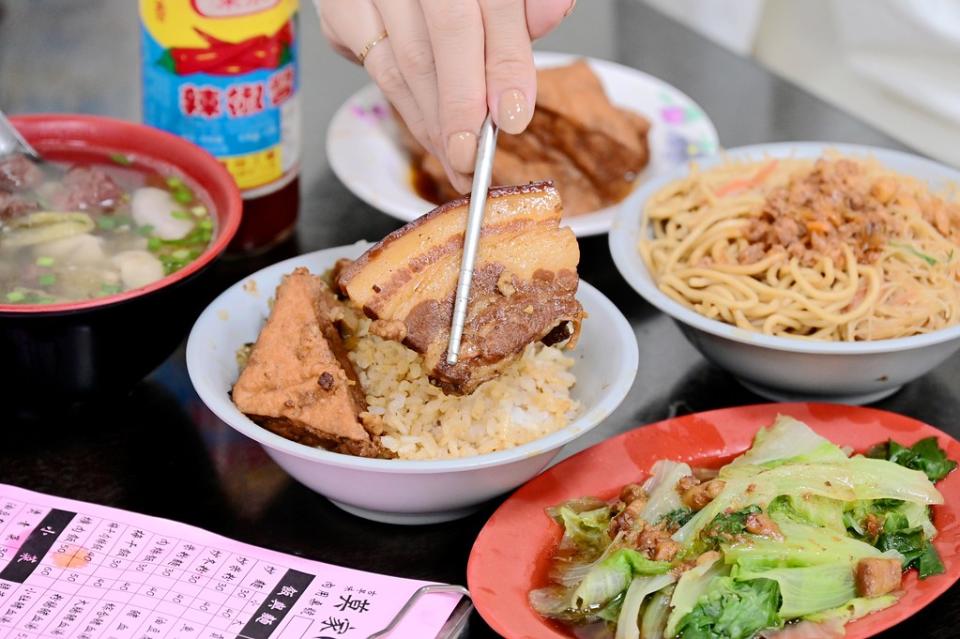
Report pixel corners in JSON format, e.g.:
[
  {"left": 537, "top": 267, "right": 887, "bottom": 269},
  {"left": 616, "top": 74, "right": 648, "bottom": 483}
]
[
  {"left": 867, "top": 437, "right": 957, "bottom": 482},
  {"left": 659, "top": 508, "right": 695, "bottom": 530},
  {"left": 615, "top": 573, "right": 678, "bottom": 639},
  {"left": 735, "top": 563, "right": 856, "bottom": 618},
  {"left": 727, "top": 415, "right": 848, "bottom": 469},
  {"left": 675, "top": 577, "right": 781, "bottom": 639},
  {"left": 803, "top": 594, "right": 899, "bottom": 624},
  {"left": 876, "top": 526, "right": 946, "bottom": 578},
  {"left": 666, "top": 554, "right": 727, "bottom": 638},
  {"left": 641, "top": 460, "right": 693, "bottom": 525},
  {"left": 676, "top": 457, "right": 942, "bottom": 548},
  {"left": 701, "top": 506, "right": 762, "bottom": 546},
  {"left": 720, "top": 458, "right": 943, "bottom": 504},
  {"left": 640, "top": 586, "right": 675, "bottom": 639},
  {"left": 571, "top": 549, "right": 672, "bottom": 612},
  {"left": 768, "top": 495, "right": 845, "bottom": 532},
  {"left": 550, "top": 502, "right": 613, "bottom": 558},
  {"left": 723, "top": 514, "right": 883, "bottom": 571}
]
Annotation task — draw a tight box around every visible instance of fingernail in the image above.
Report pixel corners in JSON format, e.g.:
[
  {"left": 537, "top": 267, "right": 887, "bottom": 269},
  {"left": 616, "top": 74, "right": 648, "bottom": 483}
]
[
  {"left": 446, "top": 131, "right": 478, "bottom": 174},
  {"left": 451, "top": 171, "right": 472, "bottom": 194},
  {"left": 498, "top": 89, "right": 530, "bottom": 135},
  {"left": 564, "top": 0, "right": 577, "bottom": 17}
]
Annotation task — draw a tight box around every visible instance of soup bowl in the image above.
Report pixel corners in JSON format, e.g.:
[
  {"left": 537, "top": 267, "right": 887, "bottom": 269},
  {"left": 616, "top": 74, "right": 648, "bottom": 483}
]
[
  {"left": 186, "top": 243, "right": 639, "bottom": 524},
  {"left": 0, "top": 114, "right": 242, "bottom": 410}
]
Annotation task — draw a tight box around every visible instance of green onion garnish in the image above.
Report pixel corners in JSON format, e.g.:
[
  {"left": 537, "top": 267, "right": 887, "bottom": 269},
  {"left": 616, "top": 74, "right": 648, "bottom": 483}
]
[
  {"left": 137, "top": 224, "right": 155, "bottom": 237},
  {"left": 891, "top": 242, "right": 938, "bottom": 266},
  {"left": 171, "top": 248, "right": 190, "bottom": 260},
  {"left": 172, "top": 189, "right": 193, "bottom": 204},
  {"left": 109, "top": 153, "right": 133, "bottom": 166},
  {"left": 97, "top": 216, "right": 118, "bottom": 230},
  {"left": 165, "top": 176, "right": 184, "bottom": 189},
  {"left": 6, "top": 291, "right": 25, "bottom": 302},
  {"left": 36, "top": 256, "right": 54, "bottom": 267},
  {"left": 147, "top": 237, "right": 162, "bottom": 251},
  {"left": 198, "top": 218, "right": 213, "bottom": 230},
  {"left": 171, "top": 210, "right": 190, "bottom": 220},
  {"left": 38, "top": 274, "right": 56, "bottom": 287},
  {"left": 101, "top": 282, "right": 123, "bottom": 295},
  {"left": 191, "top": 205, "right": 208, "bottom": 217}
]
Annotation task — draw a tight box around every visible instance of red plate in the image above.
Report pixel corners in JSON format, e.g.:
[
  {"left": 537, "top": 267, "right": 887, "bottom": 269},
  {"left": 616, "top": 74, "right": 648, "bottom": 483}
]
[{"left": 467, "top": 403, "right": 960, "bottom": 639}]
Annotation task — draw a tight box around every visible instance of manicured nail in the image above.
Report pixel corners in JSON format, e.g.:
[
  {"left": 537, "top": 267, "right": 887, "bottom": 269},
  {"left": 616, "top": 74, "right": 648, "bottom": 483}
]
[
  {"left": 450, "top": 171, "right": 472, "bottom": 194},
  {"left": 564, "top": 0, "right": 577, "bottom": 17},
  {"left": 446, "top": 131, "right": 478, "bottom": 174},
  {"left": 497, "top": 89, "right": 530, "bottom": 135}
]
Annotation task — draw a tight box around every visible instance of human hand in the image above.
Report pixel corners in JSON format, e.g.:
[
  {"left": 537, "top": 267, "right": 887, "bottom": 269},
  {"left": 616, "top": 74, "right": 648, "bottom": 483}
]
[{"left": 318, "top": 0, "right": 575, "bottom": 192}]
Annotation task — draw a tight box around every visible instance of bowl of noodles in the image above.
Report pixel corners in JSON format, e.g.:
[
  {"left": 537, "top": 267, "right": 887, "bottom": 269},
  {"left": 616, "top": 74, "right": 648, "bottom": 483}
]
[{"left": 609, "top": 142, "right": 960, "bottom": 404}]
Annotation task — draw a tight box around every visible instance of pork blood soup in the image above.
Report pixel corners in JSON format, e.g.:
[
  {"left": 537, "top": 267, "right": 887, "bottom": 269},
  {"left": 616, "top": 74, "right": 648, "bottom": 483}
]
[{"left": 0, "top": 151, "right": 214, "bottom": 304}]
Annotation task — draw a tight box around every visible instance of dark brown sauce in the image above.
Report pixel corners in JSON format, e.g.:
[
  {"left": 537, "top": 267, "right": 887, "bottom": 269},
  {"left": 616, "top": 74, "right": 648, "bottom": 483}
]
[
  {"left": 409, "top": 163, "right": 443, "bottom": 205},
  {"left": 407, "top": 160, "right": 639, "bottom": 215}
]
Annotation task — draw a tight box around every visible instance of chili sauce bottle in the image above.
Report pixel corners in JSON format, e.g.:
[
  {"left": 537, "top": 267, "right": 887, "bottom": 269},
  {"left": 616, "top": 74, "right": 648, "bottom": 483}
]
[{"left": 140, "top": 0, "right": 300, "bottom": 253}]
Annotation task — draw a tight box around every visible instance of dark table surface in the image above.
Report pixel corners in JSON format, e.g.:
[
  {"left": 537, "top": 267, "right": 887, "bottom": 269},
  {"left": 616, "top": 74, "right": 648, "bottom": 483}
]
[{"left": 1, "top": 1, "right": 958, "bottom": 637}]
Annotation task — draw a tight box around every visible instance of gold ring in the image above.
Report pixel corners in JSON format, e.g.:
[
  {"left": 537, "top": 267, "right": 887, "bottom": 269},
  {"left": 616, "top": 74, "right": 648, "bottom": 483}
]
[{"left": 356, "top": 31, "right": 389, "bottom": 65}]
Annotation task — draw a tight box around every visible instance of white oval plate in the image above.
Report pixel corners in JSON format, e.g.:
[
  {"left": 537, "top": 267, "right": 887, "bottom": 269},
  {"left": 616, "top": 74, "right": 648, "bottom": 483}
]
[{"left": 327, "top": 51, "right": 719, "bottom": 237}]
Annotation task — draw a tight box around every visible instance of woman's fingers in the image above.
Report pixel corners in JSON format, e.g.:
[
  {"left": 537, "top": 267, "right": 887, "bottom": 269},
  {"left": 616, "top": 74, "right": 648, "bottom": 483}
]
[
  {"left": 317, "top": 11, "right": 356, "bottom": 62},
  {"left": 421, "top": 0, "right": 487, "bottom": 192},
  {"left": 479, "top": 0, "right": 535, "bottom": 135},
  {"left": 525, "top": 0, "right": 575, "bottom": 39},
  {"left": 322, "top": 0, "right": 433, "bottom": 156},
  {"left": 372, "top": 0, "right": 446, "bottom": 162}
]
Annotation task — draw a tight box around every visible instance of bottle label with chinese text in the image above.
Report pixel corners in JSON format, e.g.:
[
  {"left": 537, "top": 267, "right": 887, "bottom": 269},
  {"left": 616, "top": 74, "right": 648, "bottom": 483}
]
[{"left": 140, "top": 0, "right": 300, "bottom": 193}]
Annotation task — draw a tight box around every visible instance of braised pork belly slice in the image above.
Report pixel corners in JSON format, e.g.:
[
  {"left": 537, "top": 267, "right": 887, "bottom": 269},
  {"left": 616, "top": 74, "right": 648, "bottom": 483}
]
[
  {"left": 396, "top": 61, "right": 650, "bottom": 216},
  {"left": 232, "top": 268, "right": 389, "bottom": 458},
  {"left": 532, "top": 60, "right": 651, "bottom": 203},
  {"left": 337, "top": 182, "right": 583, "bottom": 395}
]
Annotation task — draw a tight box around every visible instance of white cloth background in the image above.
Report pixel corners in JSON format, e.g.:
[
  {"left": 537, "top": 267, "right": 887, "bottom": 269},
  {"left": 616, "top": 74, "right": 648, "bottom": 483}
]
[{"left": 644, "top": 0, "right": 960, "bottom": 168}]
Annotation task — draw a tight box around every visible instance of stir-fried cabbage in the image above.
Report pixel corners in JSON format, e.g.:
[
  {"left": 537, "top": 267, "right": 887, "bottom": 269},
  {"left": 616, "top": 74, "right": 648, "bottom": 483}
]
[
  {"left": 675, "top": 577, "right": 781, "bottom": 639},
  {"left": 735, "top": 564, "right": 855, "bottom": 618},
  {"left": 728, "top": 416, "right": 847, "bottom": 468},
  {"left": 530, "top": 416, "right": 953, "bottom": 639},
  {"left": 616, "top": 574, "right": 678, "bottom": 639},
  {"left": 641, "top": 460, "right": 693, "bottom": 524},
  {"left": 571, "top": 549, "right": 672, "bottom": 612},
  {"left": 722, "top": 514, "right": 885, "bottom": 571},
  {"left": 664, "top": 554, "right": 726, "bottom": 638}
]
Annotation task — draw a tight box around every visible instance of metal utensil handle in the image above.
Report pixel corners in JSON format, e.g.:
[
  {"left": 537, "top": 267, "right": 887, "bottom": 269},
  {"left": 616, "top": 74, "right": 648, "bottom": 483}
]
[
  {"left": 366, "top": 584, "right": 472, "bottom": 639},
  {"left": 0, "top": 109, "right": 41, "bottom": 161},
  {"left": 446, "top": 114, "right": 499, "bottom": 365}
]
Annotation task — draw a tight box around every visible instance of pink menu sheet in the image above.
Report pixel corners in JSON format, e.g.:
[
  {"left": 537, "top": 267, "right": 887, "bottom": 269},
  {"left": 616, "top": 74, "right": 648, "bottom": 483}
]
[{"left": 0, "top": 484, "right": 463, "bottom": 639}]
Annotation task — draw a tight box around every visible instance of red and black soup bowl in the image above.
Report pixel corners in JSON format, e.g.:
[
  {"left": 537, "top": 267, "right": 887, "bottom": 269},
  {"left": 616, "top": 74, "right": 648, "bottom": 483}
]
[{"left": 0, "top": 115, "right": 242, "bottom": 409}]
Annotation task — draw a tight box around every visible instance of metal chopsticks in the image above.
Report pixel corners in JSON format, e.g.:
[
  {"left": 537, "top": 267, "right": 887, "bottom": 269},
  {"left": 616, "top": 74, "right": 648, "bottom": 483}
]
[{"left": 445, "top": 114, "right": 499, "bottom": 365}]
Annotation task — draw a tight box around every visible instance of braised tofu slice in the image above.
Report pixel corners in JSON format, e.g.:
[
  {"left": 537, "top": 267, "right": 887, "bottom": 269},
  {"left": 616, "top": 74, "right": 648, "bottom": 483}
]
[
  {"left": 338, "top": 182, "right": 584, "bottom": 395},
  {"left": 232, "top": 268, "right": 386, "bottom": 458}
]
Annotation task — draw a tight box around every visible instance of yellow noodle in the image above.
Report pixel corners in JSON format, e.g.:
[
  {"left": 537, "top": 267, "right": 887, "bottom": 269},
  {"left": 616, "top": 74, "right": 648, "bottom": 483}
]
[{"left": 638, "top": 154, "right": 960, "bottom": 340}]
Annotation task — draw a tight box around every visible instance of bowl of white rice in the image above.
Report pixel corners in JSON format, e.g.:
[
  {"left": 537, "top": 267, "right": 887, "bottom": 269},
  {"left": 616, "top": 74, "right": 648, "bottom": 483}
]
[{"left": 187, "top": 242, "right": 638, "bottom": 524}]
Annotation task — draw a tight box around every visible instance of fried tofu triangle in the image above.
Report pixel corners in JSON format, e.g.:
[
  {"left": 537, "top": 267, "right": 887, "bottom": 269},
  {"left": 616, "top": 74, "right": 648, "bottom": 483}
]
[
  {"left": 232, "top": 268, "right": 390, "bottom": 458},
  {"left": 338, "top": 181, "right": 584, "bottom": 395}
]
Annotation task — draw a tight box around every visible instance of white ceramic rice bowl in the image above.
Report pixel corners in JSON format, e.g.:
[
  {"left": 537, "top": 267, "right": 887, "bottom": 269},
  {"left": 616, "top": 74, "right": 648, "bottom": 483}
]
[
  {"left": 187, "top": 242, "right": 638, "bottom": 524},
  {"left": 609, "top": 142, "right": 960, "bottom": 404}
]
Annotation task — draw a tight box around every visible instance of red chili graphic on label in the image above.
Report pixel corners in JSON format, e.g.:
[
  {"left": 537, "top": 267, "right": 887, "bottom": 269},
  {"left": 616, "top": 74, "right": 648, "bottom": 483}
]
[{"left": 161, "top": 20, "right": 293, "bottom": 76}]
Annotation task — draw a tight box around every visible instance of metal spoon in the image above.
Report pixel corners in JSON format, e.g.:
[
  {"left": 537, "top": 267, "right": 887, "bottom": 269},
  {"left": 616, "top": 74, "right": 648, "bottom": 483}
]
[
  {"left": 0, "top": 109, "right": 42, "bottom": 162},
  {"left": 446, "top": 114, "right": 499, "bottom": 365}
]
